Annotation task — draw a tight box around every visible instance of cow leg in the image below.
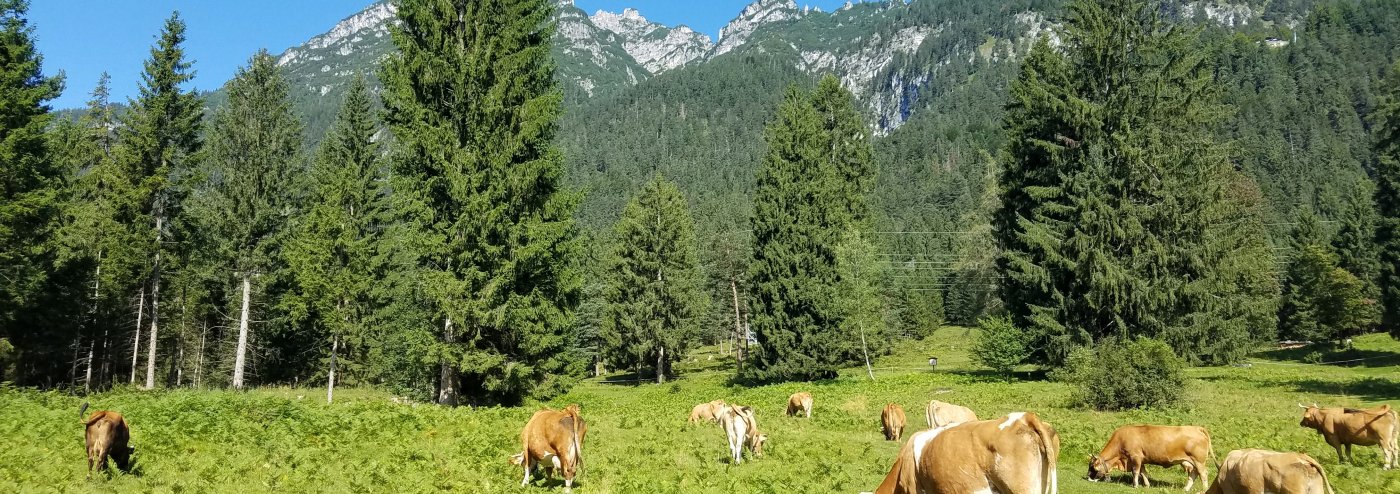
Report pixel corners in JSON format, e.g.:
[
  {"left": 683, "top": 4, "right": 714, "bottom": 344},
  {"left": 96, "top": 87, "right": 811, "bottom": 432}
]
[
  {"left": 1331, "top": 441, "right": 1346, "bottom": 464},
  {"left": 1344, "top": 443, "right": 1353, "bottom": 464},
  {"left": 522, "top": 457, "right": 533, "bottom": 487}
]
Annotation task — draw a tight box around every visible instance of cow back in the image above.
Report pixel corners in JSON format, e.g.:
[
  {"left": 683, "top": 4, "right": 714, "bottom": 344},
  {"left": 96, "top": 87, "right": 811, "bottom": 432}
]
[{"left": 918, "top": 413, "right": 1058, "bottom": 494}]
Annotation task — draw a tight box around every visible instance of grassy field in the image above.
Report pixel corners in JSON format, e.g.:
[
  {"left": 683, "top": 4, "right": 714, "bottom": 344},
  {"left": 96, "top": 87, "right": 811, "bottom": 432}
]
[{"left": 4, "top": 327, "right": 1400, "bottom": 493}]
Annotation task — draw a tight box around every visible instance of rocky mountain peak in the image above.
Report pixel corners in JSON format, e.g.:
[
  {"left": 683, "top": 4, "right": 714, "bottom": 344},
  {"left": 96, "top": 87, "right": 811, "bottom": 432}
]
[
  {"left": 714, "top": 0, "right": 803, "bottom": 57},
  {"left": 590, "top": 7, "right": 714, "bottom": 75}
]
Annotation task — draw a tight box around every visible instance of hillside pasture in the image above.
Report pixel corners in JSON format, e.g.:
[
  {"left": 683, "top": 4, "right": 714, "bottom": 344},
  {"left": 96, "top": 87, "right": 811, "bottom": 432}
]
[{"left": 4, "top": 327, "right": 1400, "bottom": 493}]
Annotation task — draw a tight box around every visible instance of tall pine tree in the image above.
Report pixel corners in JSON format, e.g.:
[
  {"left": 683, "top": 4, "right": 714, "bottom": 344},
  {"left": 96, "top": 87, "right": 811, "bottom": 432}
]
[
  {"left": 117, "top": 12, "right": 201, "bottom": 389},
  {"left": 744, "top": 82, "right": 875, "bottom": 382},
  {"left": 601, "top": 175, "right": 706, "bottom": 383},
  {"left": 285, "top": 74, "right": 384, "bottom": 403},
  {"left": 997, "top": 0, "right": 1276, "bottom": 365},
  {"left": 382, "top": 0, "right": 582, "bottom": 405},
  {"left": 1376, "top": 61, "right": 1400, "bottom": 338},
  {"left": 197, "top": 50, "right": 303, "bottom": 390}
]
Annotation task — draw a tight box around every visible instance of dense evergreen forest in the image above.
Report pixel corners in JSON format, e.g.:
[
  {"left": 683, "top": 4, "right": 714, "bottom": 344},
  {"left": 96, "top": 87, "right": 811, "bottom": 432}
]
[{"left": 2, "top": 0, "right": 1399, "bottom": 403}]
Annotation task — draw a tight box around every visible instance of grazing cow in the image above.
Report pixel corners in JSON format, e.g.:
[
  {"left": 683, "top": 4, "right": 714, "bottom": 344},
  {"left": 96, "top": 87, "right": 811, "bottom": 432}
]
[
  {"left": 80, "top": 402, "right": 132, "bottom": 479},
  {"left": 1204, "top": 449, "right": 1334, "bottom": 494},
  {"left": 787, "top": 392, "right": 813, "bottom": 418},
  {"left": 925, "top": 400, "right": 977, "bottom": 428},
  {"left": 1088, "top": 425, "right": 1213, "bottom": 491},
  {"left": 868, "top": 428, "right": 942, "bottom": 494},
  {"left": 1298, "top": 403, "right": 1399, "bottom": 469},
  {"left": 882, "top": 403, "right": 906, "bottom": 441},
  {"left": 689, "top": 399, "right": 726, "bottom": 425},
  {"left": 519, "top": 404, "right": 587, "bottom": 493},
  {"left": 916, "top": 412, "right": 1060, "bottom": 494},
  {"left": 719, "top": 404, "right": 767, "bottom": 464}
]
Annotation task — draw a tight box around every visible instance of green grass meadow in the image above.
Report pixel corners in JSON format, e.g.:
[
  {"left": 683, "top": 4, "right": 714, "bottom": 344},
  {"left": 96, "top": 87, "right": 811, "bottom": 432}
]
[{"left": 5, "top": 327, "right": 1400, "bottom": 493}]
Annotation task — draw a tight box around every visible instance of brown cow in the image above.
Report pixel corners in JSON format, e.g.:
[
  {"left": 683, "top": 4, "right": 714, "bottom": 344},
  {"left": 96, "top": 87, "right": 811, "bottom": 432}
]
[
  {"left": 925, "top": 400, "right": 977, "bottom": 428},
  {"left": 882, "top": 403, "right": 906, "bottom": 441},
  {"left": 519, "top": 404, "right": 587, "bottom": 492},
  {"left": 787, "top": 392, "right": 813, "bottom": 418},
  {"left": 719, "top": 404, "right": 767, "bottom": 464},
  {"left": 80, "top": 402, "right": 132, "bottom": 479},
  {"left": 1298, "top": 403, "right": 1399, "bottom": 469},
  {"left": 916, "top": 412, "right": 1060, "bottom": 494},
  {"left": 689, "top": 399, "right": 726, "bottom": 424},
  {"left": 868, "top": 427, "right": 942, "bottom": 494},
  {"left": 1088, "top": 425, "right": 1213, "bottom": 491},
  {"left": 1205, "top": 449, "right": 1334, "bottom": 494}
]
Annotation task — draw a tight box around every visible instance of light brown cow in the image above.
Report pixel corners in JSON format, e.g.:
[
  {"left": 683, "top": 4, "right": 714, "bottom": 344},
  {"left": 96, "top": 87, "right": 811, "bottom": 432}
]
[
  {"left": 80, "top": 402, "right": 132, "bottom": 479},
  {"left": 925, "top": 400, "right": 977, "bottom": 428},
  {"left": 787, "top": 392, "right": 813, "bottom": 418},
  {"left": 882, "top": 403, "right": 907, "bottom": 441},
  {"left": 915, "top": 412, "right": 1060, "bottom": 494},
  {"left": 868, "top": 428, "right": 942, "bottom": 494},
  {"left": 1088, "top": 425, "right": 1213, "bottom": 491},
  {"left": 519, "top": 404, "right": 587, "bottom": 492},
  {"left": 719, "top": 404, "right": 767, "bottom": 464},
  {"left": 1298, "top": 403, "right": 1399, "bottom": 469},
  {"left": 689, "top": 399, "right": 726, "bottom": 424},
  {"left": 1204, "top": 449, "right": 1334, "bottom": 494}
]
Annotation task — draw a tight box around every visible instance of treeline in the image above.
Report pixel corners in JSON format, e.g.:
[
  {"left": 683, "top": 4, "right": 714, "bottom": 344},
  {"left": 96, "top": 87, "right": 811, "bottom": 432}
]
[{"left": 4, "top": 0, "right": 1400, "bottom": 404}]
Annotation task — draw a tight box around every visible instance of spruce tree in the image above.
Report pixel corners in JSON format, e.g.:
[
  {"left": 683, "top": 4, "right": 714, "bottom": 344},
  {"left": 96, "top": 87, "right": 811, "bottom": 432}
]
[
  {"left": 601, "top": 175, "right": 706, "bottom": 383},
  {"left": 1376, "top": 62, "right": 1400, "bottom": 338},
  {"left": 382, "top": 0, "right": 582, "bottom": 405},
  {"left": 284, "top": 74, "right": 382, "bottom": 402},
  {"left": 0, "top": 0, "right": 63, "bottom": 354},
  {"left": 1333, "top": 183, "right": 1380, "bottom": 295},
  {"left": 744, "top": 86, "right": 845, "bottom": 382},
  {"left": 811, "top": 75, "right": 874, "bottom": 226},
  {"left": 997, "top": 0, "right": 1276, "bottom": 364},
  {"left": 118, "top": 12, "right": 201, "bottom": 389},
  {"left": 198, "top": 50, "right": 303, "bottom": 390}
]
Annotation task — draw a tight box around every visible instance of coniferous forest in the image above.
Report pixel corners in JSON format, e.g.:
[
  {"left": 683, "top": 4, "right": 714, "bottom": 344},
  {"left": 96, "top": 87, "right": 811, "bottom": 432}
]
[{"left": 3, "top": 0, "right": 1400, "bottom": 410}]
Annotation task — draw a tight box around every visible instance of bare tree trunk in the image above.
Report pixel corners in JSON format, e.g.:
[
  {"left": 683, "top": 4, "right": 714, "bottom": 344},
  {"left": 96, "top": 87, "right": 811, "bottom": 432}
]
[
  {"left": 84, "top": 261, "right": 101, "bottom": 394},
  {"left": 194, "top": 321, "right": 207, "bottom": 388},
  {"left": 130, "top": 288, "right": 145, "bottom": 384},
  {"left": 144, "top": 214, "right": 163, "bottom": 390},
  {"left": 327, "top": 334, "right": 338, "bottom": 404},
  {"left": 232, "top": 275, "right": 252, "bottom": 389},
  {"left": 438, "top": 316, "right": 458, "bottom": 406},
  {"left": 656, "top": 346, "right": 665, "bottom": 384},
  {"left": 860, "top": 323, "right": 875, "bottom": 381},
  {"left": 730, "top": 278, "right": 743, "bottom": 366}
]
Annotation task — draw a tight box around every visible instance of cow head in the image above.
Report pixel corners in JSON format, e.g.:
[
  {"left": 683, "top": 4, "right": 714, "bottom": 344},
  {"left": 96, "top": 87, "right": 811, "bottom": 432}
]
[
  {"left": 111, "top": 445, "right": 134, "bottom": 472},
  {"left": 1298, "top": 403, "right": 1322, "bottom": 430},
  {"left": 749, "top": 432, "right": 768, "bottom": 457},
  {"left": 1086, "top": 454, "right": 1115, "bottom": 481}
]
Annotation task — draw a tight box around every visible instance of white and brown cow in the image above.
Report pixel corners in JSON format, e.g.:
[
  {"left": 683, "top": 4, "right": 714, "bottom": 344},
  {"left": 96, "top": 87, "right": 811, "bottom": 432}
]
[
  {"left": 689, "top": 399, "right": 727, "bottom": 425},
  {"left": 1298, "top": 403, "right": 1399, "bottom": 469},
  {"left": 787, "top": 392, "right": 813, "bottom": 418},
  {"left": 720, "top": 404, "right": 767, "bottom": 464},
  {"left": 1088, "top": 424, "right": 1213, "bottom": 491},
  {"left": 519, "top": 404, "right": 587, "bottom": 492},
  {"left": 868, "top": 412, "right": 1058, "bottom": 494},
  {"left": 921, "top": 412, "right": 1059, "bottom": 494},
  {"left": 882, "top": 403, "right": 907, "bottom": 442},
  {"left": 925, "top": 400, "right": 977, "bottom": 428},
  {"left": 1205, "top": 449, "right": 1334, "bottom": 494}
]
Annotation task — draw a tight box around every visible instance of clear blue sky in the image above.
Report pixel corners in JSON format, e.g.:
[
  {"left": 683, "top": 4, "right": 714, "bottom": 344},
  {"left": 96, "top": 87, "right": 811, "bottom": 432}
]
[{"left": 32, "top": 1, "right": 857, "bottom": 110}]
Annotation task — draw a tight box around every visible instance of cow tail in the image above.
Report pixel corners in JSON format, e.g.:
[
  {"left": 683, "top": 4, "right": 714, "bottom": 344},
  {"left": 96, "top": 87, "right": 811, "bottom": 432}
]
[
  {"left": 1025, "top": 413, "right": 1059, "bottom": 494},
  {"left": 1308, "top": 455, "right": 1336, "bottom": 494},
  {"left": 570, "top": 408, "right": 583, "bottom": 474},
  {"left": 79, "top": 401, "right": 90, "bottom": 423}
]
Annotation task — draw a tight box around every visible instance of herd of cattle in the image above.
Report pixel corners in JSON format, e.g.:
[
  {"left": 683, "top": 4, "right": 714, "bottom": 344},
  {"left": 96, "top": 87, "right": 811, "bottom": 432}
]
[{"left": 76, "top": 393, "right": 1400, "bottom": 493}]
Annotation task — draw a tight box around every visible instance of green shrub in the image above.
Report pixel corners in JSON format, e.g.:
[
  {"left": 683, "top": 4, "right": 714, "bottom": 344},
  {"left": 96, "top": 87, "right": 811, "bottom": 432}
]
[
  {"left": 1055, "top": 338, "right": 1186, "bottom": 410},
  {"left": 971, "top": 316, "right": 1028, "bottom": 376}
]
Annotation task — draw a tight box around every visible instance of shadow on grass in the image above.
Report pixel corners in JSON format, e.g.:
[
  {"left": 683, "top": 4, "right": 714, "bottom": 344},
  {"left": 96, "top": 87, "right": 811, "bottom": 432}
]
[
  {"left": 1255, "top": 346, "right": 1400, "bottom": 368},
  {"left": 1289, "top": 378, "right": 1400, "bottom": 402},
  {"left": 943, "top": 368, "right": 1052, "bottom": 383}
]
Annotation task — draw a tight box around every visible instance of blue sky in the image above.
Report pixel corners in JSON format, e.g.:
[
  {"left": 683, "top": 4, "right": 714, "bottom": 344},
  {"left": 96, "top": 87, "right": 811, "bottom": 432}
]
[{"left": 31, "top": 1, "right": 856, "bottom": 110}]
